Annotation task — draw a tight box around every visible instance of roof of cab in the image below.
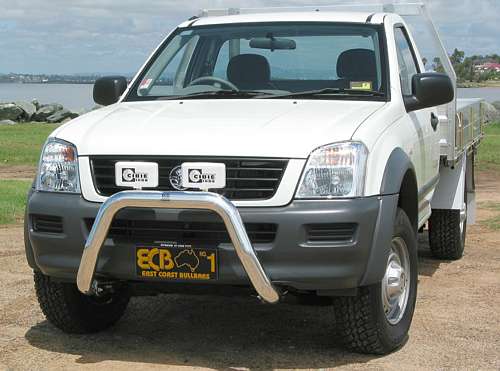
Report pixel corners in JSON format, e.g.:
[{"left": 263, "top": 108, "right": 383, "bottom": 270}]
[{"left": 183, "top": 11, "right": 385, "bottom": 28}]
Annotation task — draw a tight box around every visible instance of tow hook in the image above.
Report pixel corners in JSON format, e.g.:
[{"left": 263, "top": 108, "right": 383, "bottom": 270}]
[
  {"left": 90, "top": 280, "right": 118, "bottom": 297},
  {"left": 257, "top": 289, "right": 287, "bottom": 303}
]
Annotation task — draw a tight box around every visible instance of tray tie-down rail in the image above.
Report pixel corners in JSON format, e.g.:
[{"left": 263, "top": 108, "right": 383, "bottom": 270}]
[{"left": 76, "top": 190, "right": 281, "bottom": 304}]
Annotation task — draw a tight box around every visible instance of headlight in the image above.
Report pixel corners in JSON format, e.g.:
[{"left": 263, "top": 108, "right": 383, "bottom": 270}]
[
  {"left": 296, "top": 142, "right": 368, "bottom": 199},
  {"left": 36, "top": 138, "right": 81, "bottom": 193}
]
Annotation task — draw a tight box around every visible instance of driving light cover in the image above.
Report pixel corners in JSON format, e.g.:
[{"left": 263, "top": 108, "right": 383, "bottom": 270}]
[
  {"left": 296, "top": 142, "right": 368, "bottom": 198},
  {"left": 36, "top": 139, "right": 80, "bottom": 193}
]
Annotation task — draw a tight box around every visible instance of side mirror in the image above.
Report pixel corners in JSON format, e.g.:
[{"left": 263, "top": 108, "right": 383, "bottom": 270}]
[
  {"left": 93, "top": 76, "right": 128, "bottom": 106},
  {"left": 404, "top": 73, "right": 454, "bottom": 112}
]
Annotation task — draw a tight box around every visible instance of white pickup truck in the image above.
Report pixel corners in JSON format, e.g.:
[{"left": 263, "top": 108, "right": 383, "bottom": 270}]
[{"left": 25, "top": 3, "right": 484, "bottom": 354}]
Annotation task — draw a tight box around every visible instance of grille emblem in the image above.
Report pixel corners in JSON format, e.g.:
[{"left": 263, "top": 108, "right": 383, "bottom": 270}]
[{"left": 169, "top": 165, "right": 187, "bottom": 190}]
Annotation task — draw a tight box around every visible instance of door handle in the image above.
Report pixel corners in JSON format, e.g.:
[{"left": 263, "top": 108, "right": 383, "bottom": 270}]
[{"left": 431, "top": 113, "right": 439, "bottom": 131}]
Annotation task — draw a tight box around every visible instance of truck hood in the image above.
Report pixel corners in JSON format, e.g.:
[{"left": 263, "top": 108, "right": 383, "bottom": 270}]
[{"left": 55, "top": 99, "right": 384, "bottom": 159}]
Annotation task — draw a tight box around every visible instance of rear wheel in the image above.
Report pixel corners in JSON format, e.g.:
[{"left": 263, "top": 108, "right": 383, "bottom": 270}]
[
  {"left": 428, "top": 188, "right": 467, "bottom": 260},
  {"left": 34, "top": 271, "right": 130, "bottom": 334},
  {"left": 333, "top": 208, "right": 418, "bottom": 354}
]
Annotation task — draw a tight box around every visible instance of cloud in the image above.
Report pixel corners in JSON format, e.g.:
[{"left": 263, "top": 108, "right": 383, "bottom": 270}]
[{"left": 0, "top": 0, "right": 498, "bottom": 73}]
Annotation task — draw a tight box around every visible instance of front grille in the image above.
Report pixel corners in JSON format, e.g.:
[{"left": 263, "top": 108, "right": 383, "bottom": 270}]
[
  {"left": 85, "top": 218, "right": 277, "bottom": 245},
  {"left": 32, "top": 215, "right": 64, "bottom": 234},
  {"left": 305, "top": 223, "right": 357, "bottom": 244},
  {"left": 90, "top": 157, "right": 288, "bottom": 201}
]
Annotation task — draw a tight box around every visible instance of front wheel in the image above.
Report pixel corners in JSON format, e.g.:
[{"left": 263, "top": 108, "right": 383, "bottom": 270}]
[
  {"left": 34, "top": 271, "right": 130, "bottom": 334},
  {"left": 333, "top": 208, "right": 418, "bottom": 354}
]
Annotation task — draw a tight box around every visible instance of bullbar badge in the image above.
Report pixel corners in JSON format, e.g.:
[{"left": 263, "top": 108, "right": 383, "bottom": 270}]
[{"left": 169, "top": 165, "right": 187, "bottom": 190}]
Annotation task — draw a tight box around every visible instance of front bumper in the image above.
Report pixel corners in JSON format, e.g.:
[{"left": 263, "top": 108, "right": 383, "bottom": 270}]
[{"left": 26, "top": 189, "right": 397, "bottom": 294}]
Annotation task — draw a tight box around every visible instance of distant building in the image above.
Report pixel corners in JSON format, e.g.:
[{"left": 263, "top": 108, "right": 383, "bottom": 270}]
[{"left": 475, "top": 62, "right": 500, "bottom": 73}]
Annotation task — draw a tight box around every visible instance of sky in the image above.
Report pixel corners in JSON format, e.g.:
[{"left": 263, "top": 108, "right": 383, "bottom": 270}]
[{"left": 0, "top": 0, "right": 499, "bottom": 74}]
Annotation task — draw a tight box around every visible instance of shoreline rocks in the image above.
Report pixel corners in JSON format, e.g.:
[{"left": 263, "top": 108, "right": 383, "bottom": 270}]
[
  {"left": 484, "top": 101, "right": 500, "bottom": 123},
  {"left": 46, "top": 109, "right": 79, "bottom": 123},
  {"left": 0, "top": 100, "right": 79, "bottom": 124},
  {"left": 15, "top": 101, "right": 37, "bottom": 121},
  {"left": 0, "top": 103, "right": 24, "bottom": 121},
  {"left": 32, "top": 103, "right": 64, "bottom": 121}
]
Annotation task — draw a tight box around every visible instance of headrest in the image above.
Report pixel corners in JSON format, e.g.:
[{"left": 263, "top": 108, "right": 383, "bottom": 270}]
[
  {"left": 227, "top": 54, "right": 271, "bottom": 86},
  {"left": 337, "top": 49, "right": 377, "bottom": 83}
]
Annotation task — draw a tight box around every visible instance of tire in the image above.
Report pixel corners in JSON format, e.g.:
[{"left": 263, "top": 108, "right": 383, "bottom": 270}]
[
  {"left": 34, "top": 271, "right": 130, "bottom": 334},
  {"left": 428, "top": 208, "right": 466, "bottom": 260},
  {"left": 333, "top": 208, "right": 418, "bottom": 355}
]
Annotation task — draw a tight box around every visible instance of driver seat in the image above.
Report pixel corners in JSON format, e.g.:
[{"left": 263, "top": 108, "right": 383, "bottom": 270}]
[
  {"left": 227, "top": 54, "right": 274, "bottom": 90},
  {"left": 336, "top": 49, "right": 378, "bottom": 89}
]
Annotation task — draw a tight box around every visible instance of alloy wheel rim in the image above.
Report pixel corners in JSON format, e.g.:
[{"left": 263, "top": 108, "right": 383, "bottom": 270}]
[{"left": 382, "top": 236, "right": 411, "bottom": 325}]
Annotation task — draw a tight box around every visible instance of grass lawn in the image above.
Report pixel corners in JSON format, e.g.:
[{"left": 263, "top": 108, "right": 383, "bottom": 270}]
[
  {"left": 0, "top": 180, "right": 32, "bottom": 225},
  {"left": 0, "top": 123, "right": 58, "bottom": 168},
  {"left": 479, "top": 201, "right": 500, "bottom": 231},
  {"left": 0, "top": 123, "right": 57, "bottom": 225},
  {"left": 476, "top": 122, "right": 500, "bottom": 231},
  {"left": 477, "top": 122, "right": 500, "bottom": 171}
]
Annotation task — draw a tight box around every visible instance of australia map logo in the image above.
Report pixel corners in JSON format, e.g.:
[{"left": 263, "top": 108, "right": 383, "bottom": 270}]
[{"left": 174, "top": 249, "right": 200, "bottom": 272}]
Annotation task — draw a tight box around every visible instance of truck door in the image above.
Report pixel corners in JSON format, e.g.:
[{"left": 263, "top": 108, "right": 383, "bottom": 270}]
[{"left": 394, "top": 26, "right": 436, "bottom": 189}]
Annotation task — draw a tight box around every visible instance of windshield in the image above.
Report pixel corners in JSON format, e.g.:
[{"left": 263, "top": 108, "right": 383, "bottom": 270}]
[{"left": 127, "top": 22, "right": 388, "bottom": 101}]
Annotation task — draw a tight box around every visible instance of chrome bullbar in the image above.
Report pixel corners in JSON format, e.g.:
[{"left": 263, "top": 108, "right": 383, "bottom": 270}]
[{"left": 76, "top": 191, "right": 281, "bottom": 304}]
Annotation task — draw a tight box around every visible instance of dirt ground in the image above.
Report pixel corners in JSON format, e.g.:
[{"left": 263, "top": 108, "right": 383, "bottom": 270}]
[
  {"left": 0, "top": 174, "right": 499, "bottom": 370},
  {"left": 0, "top": 166, "right": 35, "bottom": 181}
]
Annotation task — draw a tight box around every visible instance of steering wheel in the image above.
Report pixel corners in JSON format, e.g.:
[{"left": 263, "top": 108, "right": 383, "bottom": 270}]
[{"left": 188, "top": 76, "right": 239, "bottom": 91}]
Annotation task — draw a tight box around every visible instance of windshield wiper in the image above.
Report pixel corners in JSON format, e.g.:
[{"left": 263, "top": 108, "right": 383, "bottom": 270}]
[
  {"left": 156, "top": 90, "right": 274, "bottom": 100},
  {"left": 257, "top": 87, "right": 385, "bottom": 99},
  {"left": 153, "top": 88, "right": 384, "bottom": 101}
]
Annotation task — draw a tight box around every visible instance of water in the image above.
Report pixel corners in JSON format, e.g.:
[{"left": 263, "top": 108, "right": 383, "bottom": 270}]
[
  {"left": 457, "top": 87, "right": 500, "bottom": 103},
  {"left": 0, "top": 83, "right": 94, "bottom": 112},
  {"left": 0, "top": 83, "right": 499, "bottom": 112}
]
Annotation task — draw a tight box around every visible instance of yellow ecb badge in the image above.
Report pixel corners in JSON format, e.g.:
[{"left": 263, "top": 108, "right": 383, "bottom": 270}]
[{"left": 136, "top": 245, "right": 217, "bottom": 281}]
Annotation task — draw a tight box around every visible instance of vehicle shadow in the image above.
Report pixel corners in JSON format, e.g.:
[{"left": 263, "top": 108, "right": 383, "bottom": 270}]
[
  {"left": 417, "top": 230, "right": 453, "bottom": 277},
  {"left": 25, "top": 293, "right": 382, "bottom": 369}
]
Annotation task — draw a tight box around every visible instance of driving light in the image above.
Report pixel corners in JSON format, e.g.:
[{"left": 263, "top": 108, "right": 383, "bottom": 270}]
[
  {"left": 296, "top": 142, "right": 368, "bottom": 198},
  {"left": 36, "top": 139, "right": 80, "bottom": 193}
]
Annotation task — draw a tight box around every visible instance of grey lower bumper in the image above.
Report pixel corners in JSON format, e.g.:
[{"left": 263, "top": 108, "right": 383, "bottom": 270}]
[{"left": 25, "top": 190, "right": 398, "bottom": 294}]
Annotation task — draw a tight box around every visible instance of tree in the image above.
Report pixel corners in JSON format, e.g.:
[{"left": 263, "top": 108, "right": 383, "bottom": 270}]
[
  {"left": 433, "top": 57, "right": 445, "bottom": 73},
  {"left": 444, "top": 50, "right": 500, "bottom": 84},
  {"left": 461, "top": 57, "right": 475, "bottom": 81},
  {"left": 450, "top": 48, "right": 465, "bottom": 65}
]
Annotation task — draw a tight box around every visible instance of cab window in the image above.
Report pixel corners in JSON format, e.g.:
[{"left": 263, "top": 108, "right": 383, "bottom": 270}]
[
  {"left": 128, "top": 23, "right": 388, "bottom": 100},
  {"left": 394, "top": 27, "right": 419, "bottom": 96}
]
